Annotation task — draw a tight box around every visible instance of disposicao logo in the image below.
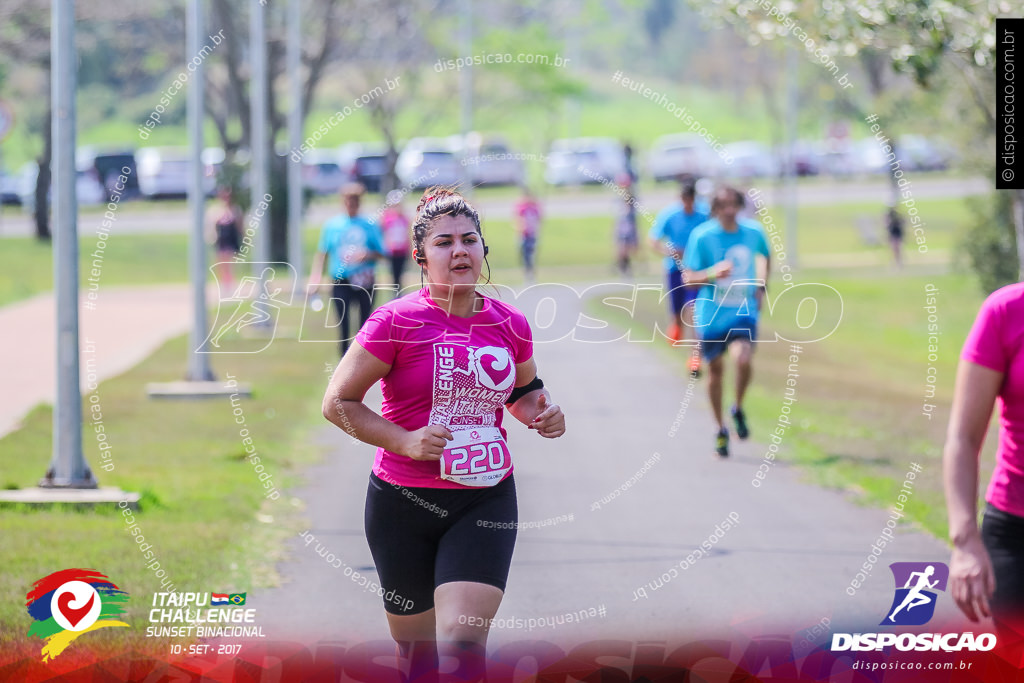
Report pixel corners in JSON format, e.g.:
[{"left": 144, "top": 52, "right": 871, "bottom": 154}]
[
  {"left": 882, "top": 562, "right": 948, "bottom": 626},
  {"left": 831, "top": 561, "right": 996, "bottom": 653},
  {"left": 26, "top": 569, "right": 129, "bottom": 662}
]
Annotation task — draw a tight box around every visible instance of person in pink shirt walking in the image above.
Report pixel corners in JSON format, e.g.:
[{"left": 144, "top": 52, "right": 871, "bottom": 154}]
[
  {"left": 512, "top": 187, "right": 541, "bottom": 283},
  {"left": 944, "top": 282, "right": 1024, "bottom": 639},
  {"left": 380, "top": 190, "right": 412, "bottom": 287},
  {"left": 321, "top": 187, "right": 566, "bottom": 678}
]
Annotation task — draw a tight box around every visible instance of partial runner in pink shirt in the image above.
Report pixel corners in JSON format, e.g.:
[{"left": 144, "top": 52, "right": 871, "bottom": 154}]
[
  {"left": 945, "top": 282, "right": 1024, "bottom": 636},
  {"left": 321, "top": 187, "right": 565, "bottom": 679},
  {"left": 379, "top": 195, "right": 411, "bottom": 286},
  {"left": 512, "top": 188, "right": 541, "bottom": 282}
]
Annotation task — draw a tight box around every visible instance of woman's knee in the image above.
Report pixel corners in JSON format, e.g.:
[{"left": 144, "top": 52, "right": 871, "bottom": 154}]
[{"left": 437, "top": 613, "right": 489, "bottom": 643}]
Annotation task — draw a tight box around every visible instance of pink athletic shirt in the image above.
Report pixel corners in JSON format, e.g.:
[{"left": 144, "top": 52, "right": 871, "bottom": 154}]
[
  {"left": 961, "top": 282, "right": 1024, "bottom": 518},
  {"left": 355, "top": 287, "right": 533, "bottom": 488}
]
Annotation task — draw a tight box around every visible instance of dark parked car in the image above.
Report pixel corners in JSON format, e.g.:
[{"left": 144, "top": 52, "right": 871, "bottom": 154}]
[
  {"left": 339, "top": 142, "right": 390, "bottom": 193},
  {"left": 77, "top": 148, "right": 139, "bottom": 200}
]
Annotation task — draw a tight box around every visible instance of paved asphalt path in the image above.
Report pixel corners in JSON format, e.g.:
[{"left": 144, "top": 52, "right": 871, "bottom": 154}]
[
  {"left": 0, "top": 284, "right": 195, "bottom": 438},
  {"left": 0, "top": 176, "right": 988, "bottom": 238},
  {"left": 250, "top": 282, "right": 971, "bottom": 652}
]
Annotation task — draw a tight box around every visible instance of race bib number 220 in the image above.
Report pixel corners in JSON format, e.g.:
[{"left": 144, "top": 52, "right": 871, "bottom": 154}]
[{"left": 439, "top": 427, "right": 512, "bottom": 487}]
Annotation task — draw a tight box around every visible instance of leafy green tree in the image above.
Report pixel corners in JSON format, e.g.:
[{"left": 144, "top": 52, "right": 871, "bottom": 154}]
[{"left": 694, "top": 0, "right": 1021, "bottom": 288}]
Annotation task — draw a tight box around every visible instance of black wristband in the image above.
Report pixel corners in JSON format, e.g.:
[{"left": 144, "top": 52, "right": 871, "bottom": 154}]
[{"left": 506, "top": 376, "right": 544, "bottom": 405}]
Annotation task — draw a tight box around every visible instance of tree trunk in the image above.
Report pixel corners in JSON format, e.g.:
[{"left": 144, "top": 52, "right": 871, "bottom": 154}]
[
  {"left": 34, "top": 106, "right": 52, "bottom": 241},
  {"left": 268, "top": 152, "right": 289, "bottom": 263}
]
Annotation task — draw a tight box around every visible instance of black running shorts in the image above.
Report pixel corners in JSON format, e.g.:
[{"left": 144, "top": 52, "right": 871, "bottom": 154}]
[
  {"left": 982, "top": 502, "right": 1024, "bottom": 630},
  {"left": 364, "top": 472, "right": 518, "bottom": 615}
]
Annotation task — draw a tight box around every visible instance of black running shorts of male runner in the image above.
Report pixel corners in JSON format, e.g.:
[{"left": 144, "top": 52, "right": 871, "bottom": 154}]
[{"left": 364, "top": 472, "right": 518, "bottom": 615}]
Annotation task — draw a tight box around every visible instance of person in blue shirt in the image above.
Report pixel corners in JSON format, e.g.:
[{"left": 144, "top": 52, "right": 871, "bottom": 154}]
[
  {"left": 309, "top": 183, "right": 385, "bottom": 356},
  {"left": 649, "top": 181, "right": 709, "bottom": 376},
  {"left": 684, "top": 186, "right": 770, "bottom": 458}
]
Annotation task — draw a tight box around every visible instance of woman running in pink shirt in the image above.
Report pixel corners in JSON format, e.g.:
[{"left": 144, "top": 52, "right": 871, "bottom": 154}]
[
  {"left": 945, "top": 282, "right": 1024, "bottom": 636},
  {"left": 322, "top": 187, "right": 566, "bottom": 677}
]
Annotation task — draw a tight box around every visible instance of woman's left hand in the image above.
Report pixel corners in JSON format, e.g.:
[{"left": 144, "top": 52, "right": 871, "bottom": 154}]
[{"left": 528, "top": 393, "right": 565, "bottom": 438}]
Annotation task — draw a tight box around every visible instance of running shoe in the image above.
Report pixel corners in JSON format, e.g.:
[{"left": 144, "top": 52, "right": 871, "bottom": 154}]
[
  {"left": 666, "top": 322, "right": 681, "bottom": 345},
  {"left": 688, "top": 355, "right": 701, "bottom": 378},
  {"left": 731, "top": 406, "right": 749, "bottom": 440},
  {"left": 715, "top": 427, "right": 729, "bottom": 458}
]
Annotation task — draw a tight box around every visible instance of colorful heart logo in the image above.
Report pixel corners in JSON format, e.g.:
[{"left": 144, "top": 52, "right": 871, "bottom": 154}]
[
  {"left": 49, "top": 581, "right": 101, "bottom": 632},
  {"left": 57, "top": 591, "right": 94, "bottom": 628},
  {"left": 474, "top": 346, "right": 514, "bottom": 391}
]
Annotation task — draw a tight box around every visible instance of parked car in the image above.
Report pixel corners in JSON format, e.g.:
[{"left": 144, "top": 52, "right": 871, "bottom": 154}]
[
  {"left": 455, "top": 132, "right": 525, "bottom": 187},
  {"left": 17, "top": 160, "right": 106, "bottom": 213},
  {"left": 77, "top": 147, "right": 139, "bottom": 200},
  {"left": 396, "top": 138, "right": 462, "bottom": 189},
  {"left": 136, "top": 147, "right": 190, "bottom": 198},
  {"left": 774, "top": 139, "right": 822, "bottom": 177},
  {"left": 818, "top": 138, "right": 861, "bottom": 177},
  {"left": 851, "top": 138, "right": 889, "bottom": 175},
  {"left": 898, "top": 135, "right": 953, "bottom": 172},
  {"left": 544, "top": 137, "right": 626, "bottom": 186},
  {"left": 300, "top": 149, "right": 345, "bottom": 195},
  {"left": 202, "top": 147, "right": 226, "bottom": 195},
  {"left": 647, "top": 134, "right": 719, "bottom": 182},
  {"left": 338, "top": 142, "right": 391, "bottom": 193},
  {"left": 0, "top": 171, "right": 21, "bottom": 205},
  {"left": 719, "top": 141, "right": 777, "bottom": 179}
]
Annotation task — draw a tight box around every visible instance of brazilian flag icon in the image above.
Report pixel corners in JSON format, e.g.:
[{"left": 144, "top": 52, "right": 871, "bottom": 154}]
[{"left": 228, "top": 593, "right": 246, "bottom": 605}]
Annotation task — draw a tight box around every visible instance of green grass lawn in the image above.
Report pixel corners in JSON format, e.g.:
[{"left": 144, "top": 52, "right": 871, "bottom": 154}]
[
  {"left": 0, "top": 214, "right": 641, "bottom": 307},
  {"left": 589, "top": 269, "right": 996, "bottom": 541},
  {"left": 0, "top": 306, "right": 339, "bottom": 656},
  {"left": 0, "top": 194, "right": 978, "bottom": 308}
]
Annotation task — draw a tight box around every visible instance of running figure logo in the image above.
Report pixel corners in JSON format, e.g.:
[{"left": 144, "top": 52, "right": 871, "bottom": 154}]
[
  {"left": 201, "top": 263, "right": 296, "bottom": 353},
  {"left": 881, "top": 562, "right": 949, "bottom": 626}
]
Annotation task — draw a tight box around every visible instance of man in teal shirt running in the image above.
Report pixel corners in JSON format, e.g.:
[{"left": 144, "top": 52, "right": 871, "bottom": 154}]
[
  {"left": 684, "top": 186, "right": 770, "bottom": 457},
  {"left": 309, "top": 183, "right": 385, "bottom": 356}
]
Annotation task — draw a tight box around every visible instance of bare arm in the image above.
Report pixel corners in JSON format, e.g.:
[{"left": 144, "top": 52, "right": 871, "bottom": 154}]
[
  {"left": 506, "top": 357, "right": 565, "bottom": 438},
  {"left": 756, "top": 252, "right": 770, "bottom": 288},
  {"left": 322, "top": 342, "right": 452, "bottom": 460},
  {"left": 309, "top": 251, "right": 326, "bottom": 288},
  {"left": 649, "top": 237, "right": 676, "bottom": 258},
  {"left": 943, "top": 359, "right": 1003, "bottom": 621},
  {"left": 755, "top": 253, "right": 770, "bottom": 307},
  {"left": 684, "top": 260, "right": 732, "bottom": 286},
  {"left": 204, "top": 205, "right": 218, "bottom": 246}
]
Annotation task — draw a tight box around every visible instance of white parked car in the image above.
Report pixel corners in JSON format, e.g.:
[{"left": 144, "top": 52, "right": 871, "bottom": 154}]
[
  {"left": 720, "top": 141, "right": 778, "bottom": 179},
  {"left": 898, "top": 135, "right": 953, "bottom": 172},
  {"left": 302, "top": 149, "right": 346, "bottom": 195},
  {"left": 819, "top": 139, "right": 861, "bottom": 177},
  {"left": 851, "top": 138, "right": 890, "bottom": 175},
  {"left": 544, "top": 137, "right": 625, "bottom": 186},
  {"left": 137, "top": 147, "right": 190, "bottom": 198},
  {"left": 396, "top": 138, "right": 462, "bottom": 189},
  {"left": 647, "top": 134, "right": 719, "bottom": 182},
  {"left": 17, "top": 161, "right": 106, "bottom": 213},
  {"left": 455, "top": 133, "right": 525, "bottom": 187}
]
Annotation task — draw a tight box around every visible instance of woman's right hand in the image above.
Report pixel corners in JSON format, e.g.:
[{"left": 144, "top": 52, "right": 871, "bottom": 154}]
[
  {"left": 949, "top": 533, "right": 995, "bottom": 622},
  {"left": 402, "top": 425, "right": 453, "bottom": 461}
]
